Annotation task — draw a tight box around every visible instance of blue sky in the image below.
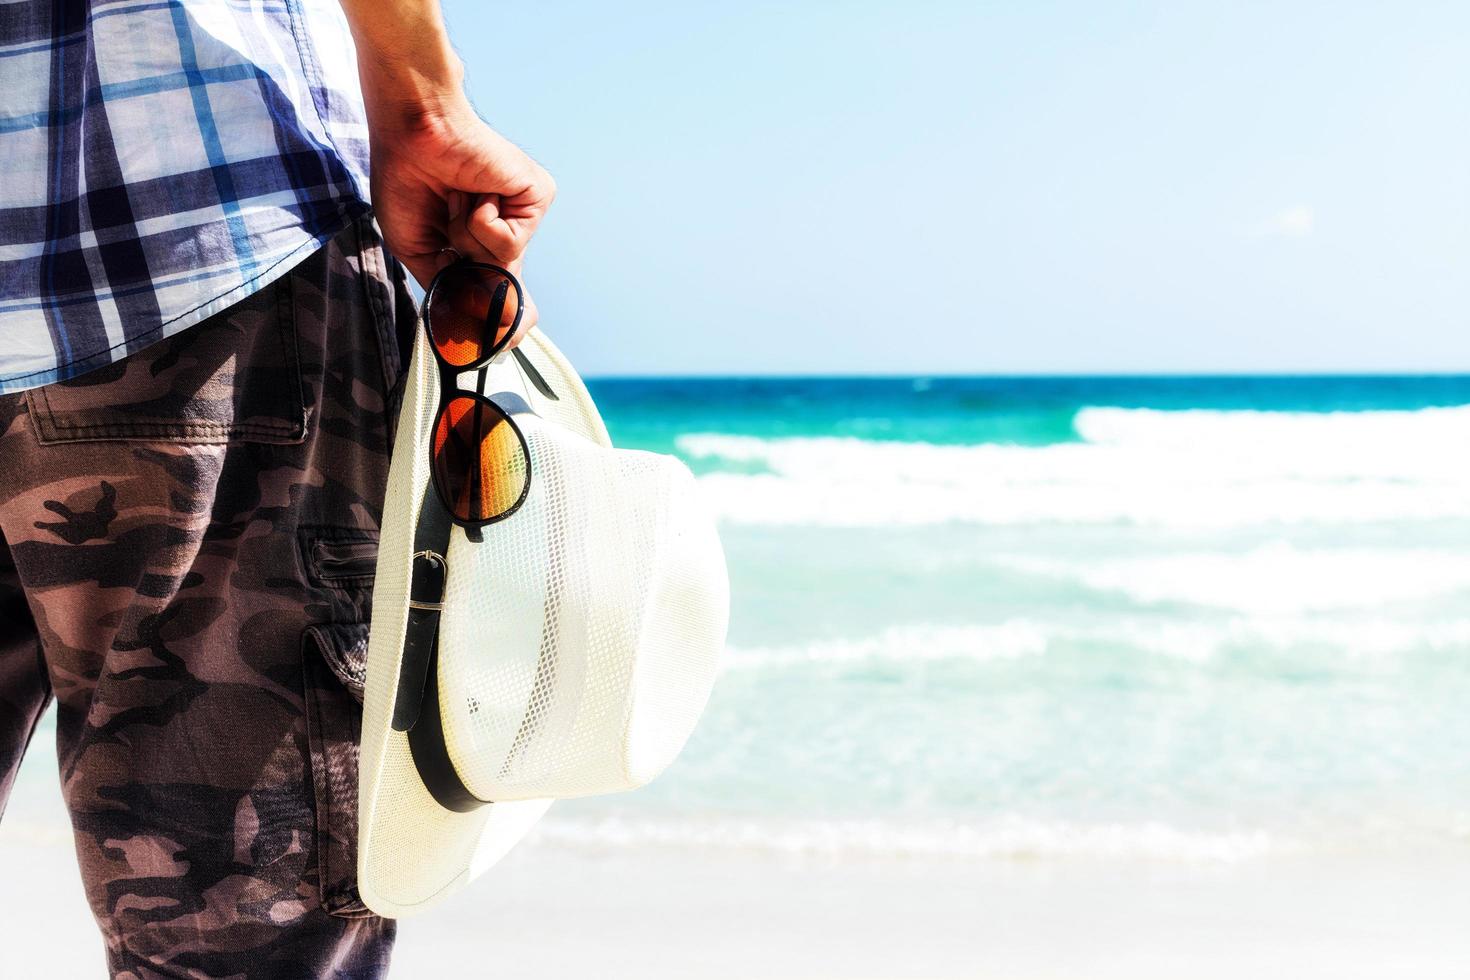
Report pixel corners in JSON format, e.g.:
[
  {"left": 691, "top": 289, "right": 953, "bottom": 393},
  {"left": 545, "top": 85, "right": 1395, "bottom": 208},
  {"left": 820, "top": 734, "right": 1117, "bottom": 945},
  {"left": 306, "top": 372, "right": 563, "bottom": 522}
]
[{"left": 444, "top": 1, "right": 1470, "bottom": 376}]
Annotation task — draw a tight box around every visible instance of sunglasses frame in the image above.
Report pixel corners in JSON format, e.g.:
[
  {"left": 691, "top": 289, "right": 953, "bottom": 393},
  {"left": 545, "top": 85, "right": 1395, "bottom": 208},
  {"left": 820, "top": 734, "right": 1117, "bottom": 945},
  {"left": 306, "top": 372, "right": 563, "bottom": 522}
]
[{"left": 422, "top": 260, "right": 533, "bottom": 529}]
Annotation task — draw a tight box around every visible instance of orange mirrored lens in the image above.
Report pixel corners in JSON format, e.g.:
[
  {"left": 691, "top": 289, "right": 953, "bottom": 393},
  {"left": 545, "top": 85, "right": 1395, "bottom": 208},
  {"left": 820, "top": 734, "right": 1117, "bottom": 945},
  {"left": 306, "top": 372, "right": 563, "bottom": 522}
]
[
  {"left": 432, "top": 396, "right": 529, "bottom": 522},
  {"left": 427, "top": 266, "right": 521, "bottom": 368}
]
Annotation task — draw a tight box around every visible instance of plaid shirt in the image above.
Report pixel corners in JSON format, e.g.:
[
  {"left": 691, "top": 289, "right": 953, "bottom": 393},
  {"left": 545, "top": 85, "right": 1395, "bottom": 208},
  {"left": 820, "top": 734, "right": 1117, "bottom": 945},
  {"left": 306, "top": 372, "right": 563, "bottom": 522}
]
[{"left": 0, "top": 0, "right": 371, "bottom": 394}]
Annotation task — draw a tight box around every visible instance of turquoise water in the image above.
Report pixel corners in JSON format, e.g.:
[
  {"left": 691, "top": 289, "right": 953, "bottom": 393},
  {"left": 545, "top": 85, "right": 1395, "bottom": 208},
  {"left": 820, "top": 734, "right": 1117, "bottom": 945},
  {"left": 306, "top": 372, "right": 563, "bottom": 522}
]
[
  {"left": 549, "top": 376, "right": 1470, "bottom": 861},
  {"left": 15, "top": 376, "right": 1470, "bottom": 863}
]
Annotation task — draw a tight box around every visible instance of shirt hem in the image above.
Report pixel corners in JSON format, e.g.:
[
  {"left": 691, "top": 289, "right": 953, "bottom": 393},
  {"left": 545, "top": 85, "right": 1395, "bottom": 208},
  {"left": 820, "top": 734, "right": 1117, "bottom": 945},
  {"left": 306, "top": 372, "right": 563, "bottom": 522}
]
[{"left": 0, "top": 201, "right": 370, "bottom": 396}]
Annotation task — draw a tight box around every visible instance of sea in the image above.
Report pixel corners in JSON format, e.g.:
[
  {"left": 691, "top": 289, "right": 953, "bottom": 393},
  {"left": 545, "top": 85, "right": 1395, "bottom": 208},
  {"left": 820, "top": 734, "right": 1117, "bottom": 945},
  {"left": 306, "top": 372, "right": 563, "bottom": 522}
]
[
  {"left": 545, "top": 375, "right": 1470, "bottom": 864},
  {"left": 10, "top": 375, "right": 1470, "bottom": 868}
]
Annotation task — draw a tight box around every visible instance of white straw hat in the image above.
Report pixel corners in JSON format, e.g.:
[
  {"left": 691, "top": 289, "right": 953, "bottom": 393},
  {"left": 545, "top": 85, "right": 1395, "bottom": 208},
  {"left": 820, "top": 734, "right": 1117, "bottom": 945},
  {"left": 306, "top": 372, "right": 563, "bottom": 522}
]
[{"left": 357, "top": 326, "right": 728, "bottom": 918}]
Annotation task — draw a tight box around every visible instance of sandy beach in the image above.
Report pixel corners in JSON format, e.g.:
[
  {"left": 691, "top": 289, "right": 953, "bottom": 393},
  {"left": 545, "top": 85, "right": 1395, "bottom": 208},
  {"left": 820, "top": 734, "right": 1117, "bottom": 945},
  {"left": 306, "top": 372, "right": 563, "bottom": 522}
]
[{"left": 4, "top": 742, "right": 1468, "bottom": 979}]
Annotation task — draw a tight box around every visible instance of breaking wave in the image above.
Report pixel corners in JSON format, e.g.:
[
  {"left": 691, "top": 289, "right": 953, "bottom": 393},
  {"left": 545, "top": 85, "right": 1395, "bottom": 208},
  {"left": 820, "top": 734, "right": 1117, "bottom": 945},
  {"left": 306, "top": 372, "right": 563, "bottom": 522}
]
[{"left": 678, "top": 405, "right": 1470, "bottom": 528}]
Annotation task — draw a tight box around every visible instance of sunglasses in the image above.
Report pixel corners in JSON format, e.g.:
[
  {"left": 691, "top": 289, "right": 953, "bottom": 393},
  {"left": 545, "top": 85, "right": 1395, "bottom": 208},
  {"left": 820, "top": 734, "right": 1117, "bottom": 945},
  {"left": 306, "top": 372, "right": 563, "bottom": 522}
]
[{"left": 422, "top": 260, "right": 558, "bottom": 528}]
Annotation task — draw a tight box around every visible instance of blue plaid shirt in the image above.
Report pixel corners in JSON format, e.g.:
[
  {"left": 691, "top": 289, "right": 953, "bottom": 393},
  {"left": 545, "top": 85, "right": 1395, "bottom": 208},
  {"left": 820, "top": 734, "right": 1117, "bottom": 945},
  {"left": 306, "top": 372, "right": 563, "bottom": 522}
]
[{"left": 0, "top": 0, "right": 371, "bottom": 394}]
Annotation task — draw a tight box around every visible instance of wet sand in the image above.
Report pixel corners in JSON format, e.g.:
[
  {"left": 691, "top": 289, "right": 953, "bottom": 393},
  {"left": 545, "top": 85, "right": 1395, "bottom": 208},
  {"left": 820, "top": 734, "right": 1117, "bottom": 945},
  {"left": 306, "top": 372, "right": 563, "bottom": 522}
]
[{"left": 3, "top": 746, "right": 1467, "bottom": 979}]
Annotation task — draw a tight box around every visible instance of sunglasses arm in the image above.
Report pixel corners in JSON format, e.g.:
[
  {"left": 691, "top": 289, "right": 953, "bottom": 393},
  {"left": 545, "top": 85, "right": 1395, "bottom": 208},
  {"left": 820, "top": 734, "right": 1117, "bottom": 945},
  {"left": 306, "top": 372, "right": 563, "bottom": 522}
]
[{"left": 511, "top": 347, "right": 560, "bottom": 401}]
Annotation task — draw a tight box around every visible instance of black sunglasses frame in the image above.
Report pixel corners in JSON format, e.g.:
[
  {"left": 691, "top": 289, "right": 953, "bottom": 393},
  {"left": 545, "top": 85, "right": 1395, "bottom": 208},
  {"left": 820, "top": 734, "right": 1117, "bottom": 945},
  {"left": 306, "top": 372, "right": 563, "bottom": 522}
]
[{"left": 421, "top": 261, "right": 533, "bottom": 529}]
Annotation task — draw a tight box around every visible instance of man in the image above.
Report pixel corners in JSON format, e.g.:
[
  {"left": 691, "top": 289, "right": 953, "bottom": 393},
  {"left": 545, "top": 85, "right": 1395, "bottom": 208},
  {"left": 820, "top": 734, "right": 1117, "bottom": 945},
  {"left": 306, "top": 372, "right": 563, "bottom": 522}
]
[{"left": 0, "top": 0, "right": 553, "bottom": 974}]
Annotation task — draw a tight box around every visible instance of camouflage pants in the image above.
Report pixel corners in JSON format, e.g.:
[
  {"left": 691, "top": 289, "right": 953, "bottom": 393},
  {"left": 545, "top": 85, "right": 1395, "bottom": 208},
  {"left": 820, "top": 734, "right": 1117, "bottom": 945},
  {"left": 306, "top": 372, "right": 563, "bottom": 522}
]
[{"left": 0, "top": 218, "right": 415, "bottom": 978}]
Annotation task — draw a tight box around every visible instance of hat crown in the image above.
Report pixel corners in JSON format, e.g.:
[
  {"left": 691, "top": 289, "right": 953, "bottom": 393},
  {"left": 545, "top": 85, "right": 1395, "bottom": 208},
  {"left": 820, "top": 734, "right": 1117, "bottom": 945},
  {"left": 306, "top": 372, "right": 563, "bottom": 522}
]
[{"left": 437, "top": 419, "right": 727, "bottom": 801}]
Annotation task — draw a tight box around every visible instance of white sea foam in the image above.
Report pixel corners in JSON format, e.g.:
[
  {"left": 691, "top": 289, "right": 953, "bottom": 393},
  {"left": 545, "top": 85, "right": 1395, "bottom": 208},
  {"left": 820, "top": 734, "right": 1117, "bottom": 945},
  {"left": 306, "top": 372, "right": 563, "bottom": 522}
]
[
  {"left": 530, "top": 814, "right": 1282, "bottom": 862},
  {"left": 1003, "top": 542, "right": 1470, "bottom": 613},
  {"left": 679, "top": 405, "right": 1470, "bottom": 527},
  {"left": 723, "top": 613, "right": 1470, "bottom": 670},
  {"left": 725, "top": 621, "right": 1051, "bottom": 669}
]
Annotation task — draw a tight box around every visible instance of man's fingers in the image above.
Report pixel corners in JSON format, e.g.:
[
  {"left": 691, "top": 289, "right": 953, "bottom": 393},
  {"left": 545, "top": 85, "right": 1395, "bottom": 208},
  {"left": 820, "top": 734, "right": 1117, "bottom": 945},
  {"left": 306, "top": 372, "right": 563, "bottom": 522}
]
[
  {"left": 457, "top": 158, "right": 554, "bottom": 265},
  {"left": 464, "top": 196, "right": 541, "bottom": 266},
  {"left": 445, "top": 192, "right": 534, "bottom": 271},
  {"left": 443, "top": 192, "right": 489, "bottom": 264}
]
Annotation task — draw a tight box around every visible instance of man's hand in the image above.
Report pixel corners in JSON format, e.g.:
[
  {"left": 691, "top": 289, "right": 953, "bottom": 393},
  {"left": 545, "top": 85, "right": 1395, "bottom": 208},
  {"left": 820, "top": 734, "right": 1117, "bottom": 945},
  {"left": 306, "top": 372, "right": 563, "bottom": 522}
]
[{"left": 340, "top": 0, "right": 554, "bottom": 340}]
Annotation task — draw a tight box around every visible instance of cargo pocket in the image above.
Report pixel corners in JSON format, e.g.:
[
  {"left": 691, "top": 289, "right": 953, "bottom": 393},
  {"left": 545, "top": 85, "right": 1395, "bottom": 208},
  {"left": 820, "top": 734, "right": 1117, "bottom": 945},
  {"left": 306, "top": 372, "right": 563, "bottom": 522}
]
[
  {"left": 26, "top": 271, "right": 306, "bottom": 445},
  {"left": 302, "top": 622, "right": 372, "bottom": 917}
]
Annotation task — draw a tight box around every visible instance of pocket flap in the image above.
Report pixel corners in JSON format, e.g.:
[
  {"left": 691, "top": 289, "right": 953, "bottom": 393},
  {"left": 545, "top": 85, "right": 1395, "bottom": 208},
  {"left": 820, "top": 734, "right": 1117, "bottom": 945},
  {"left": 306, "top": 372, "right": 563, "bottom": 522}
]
[{"left": 304, "top": 622, "right": 370, "bottom": 703}]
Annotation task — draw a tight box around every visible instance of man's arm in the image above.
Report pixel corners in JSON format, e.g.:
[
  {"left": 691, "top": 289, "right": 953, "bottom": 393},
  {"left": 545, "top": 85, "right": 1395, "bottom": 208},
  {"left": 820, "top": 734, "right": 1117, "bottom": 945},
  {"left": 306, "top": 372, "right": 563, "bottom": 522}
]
[{"left": 339, "top": 0, "right": 553, "bottom": 333}]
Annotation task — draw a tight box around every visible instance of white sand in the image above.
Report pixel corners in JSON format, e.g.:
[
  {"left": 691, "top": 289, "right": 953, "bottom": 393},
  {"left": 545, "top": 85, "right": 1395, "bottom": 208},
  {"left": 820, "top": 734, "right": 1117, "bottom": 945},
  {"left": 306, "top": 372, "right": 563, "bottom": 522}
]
[{"left": 4, "top": 747, "right": 1468, "bottom": 979}]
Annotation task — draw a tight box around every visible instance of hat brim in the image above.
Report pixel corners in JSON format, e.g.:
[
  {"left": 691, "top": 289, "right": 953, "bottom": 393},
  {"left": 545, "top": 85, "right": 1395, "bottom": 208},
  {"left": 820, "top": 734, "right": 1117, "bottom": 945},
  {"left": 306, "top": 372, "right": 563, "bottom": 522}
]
[{"left": 357, "top": 327, "right": 610, "bottom": 917}]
